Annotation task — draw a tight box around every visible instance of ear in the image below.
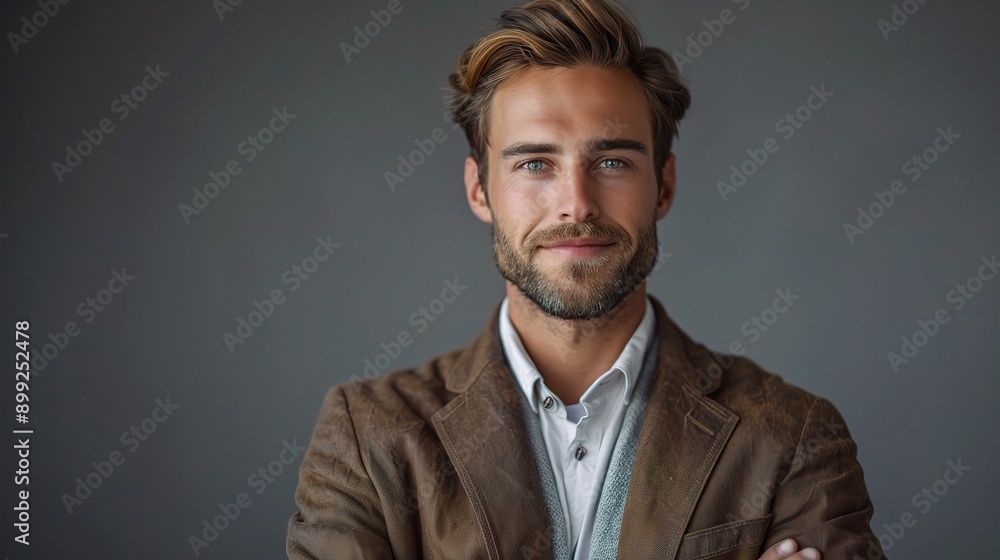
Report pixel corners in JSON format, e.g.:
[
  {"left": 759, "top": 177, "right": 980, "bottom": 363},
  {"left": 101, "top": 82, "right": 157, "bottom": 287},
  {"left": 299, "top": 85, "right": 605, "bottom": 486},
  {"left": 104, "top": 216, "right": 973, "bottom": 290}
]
[
  {"left": 465, "top": 156, "right": 493, "bottom": 223},
  {"left": 655, "top": 153, "right": 676, "bottom": 220}
]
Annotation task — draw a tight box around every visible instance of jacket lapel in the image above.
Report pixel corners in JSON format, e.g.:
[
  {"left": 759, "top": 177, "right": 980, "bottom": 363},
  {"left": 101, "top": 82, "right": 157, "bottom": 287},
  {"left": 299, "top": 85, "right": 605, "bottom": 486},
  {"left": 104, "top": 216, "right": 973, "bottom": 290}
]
[
  {"left": 616, "top": 298, "right": 739, "bottom": 559},
  {"left": 429, "top": 298, "right": 739, "bottom": 560},
  {"left": 431, "top": 306, "right": 556, "bottom": 560}
]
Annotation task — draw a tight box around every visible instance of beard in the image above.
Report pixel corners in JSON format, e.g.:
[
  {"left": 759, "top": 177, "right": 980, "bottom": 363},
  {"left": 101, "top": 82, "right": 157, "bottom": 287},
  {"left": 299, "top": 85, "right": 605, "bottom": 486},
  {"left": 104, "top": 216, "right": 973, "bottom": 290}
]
[{"left": 490, "top": 213, "right": 659, "bottom": 320}]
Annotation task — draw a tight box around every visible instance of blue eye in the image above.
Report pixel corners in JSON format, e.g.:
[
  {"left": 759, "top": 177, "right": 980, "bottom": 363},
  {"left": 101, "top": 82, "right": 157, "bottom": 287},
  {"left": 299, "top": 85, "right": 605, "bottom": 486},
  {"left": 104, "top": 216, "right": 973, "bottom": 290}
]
[
  {"left": 600, "top": 158, "right": 628, "bottom": 171},
  {"left": 522, "top": 160, "right": 546, "bottom": 174}
]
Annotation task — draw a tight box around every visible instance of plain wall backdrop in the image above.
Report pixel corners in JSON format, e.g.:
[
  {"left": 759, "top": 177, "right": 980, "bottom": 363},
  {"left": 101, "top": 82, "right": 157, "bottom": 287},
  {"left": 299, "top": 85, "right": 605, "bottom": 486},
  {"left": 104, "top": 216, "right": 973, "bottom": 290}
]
[{"left": 2, "top": 0, "right": 998, "bottom": 558}]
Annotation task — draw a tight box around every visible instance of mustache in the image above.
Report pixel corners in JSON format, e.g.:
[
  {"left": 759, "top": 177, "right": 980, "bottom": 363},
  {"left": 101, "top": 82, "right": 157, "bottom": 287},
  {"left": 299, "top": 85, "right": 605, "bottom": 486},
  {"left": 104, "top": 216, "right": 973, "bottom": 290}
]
[{"left": 525, "top": 222, "right": 631, "bottom": 251}]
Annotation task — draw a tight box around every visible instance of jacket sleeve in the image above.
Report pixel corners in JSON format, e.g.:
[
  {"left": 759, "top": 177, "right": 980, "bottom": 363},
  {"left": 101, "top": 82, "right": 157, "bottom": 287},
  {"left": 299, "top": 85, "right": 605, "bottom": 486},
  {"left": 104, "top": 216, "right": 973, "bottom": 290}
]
[
  {"left": 763, "top": 397, "right": 887, "bottom": 560},
  {"left": 286, "top": 386, "right": 395, "bottom": 560}
]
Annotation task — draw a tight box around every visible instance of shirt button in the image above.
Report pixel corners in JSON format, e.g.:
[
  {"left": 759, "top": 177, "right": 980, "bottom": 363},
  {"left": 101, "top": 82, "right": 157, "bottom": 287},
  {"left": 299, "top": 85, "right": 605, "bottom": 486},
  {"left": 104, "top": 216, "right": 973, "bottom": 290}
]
[
  {"left": 542, "top": 396, "right": 554, "bottom": 410},
  {"left": 575, "top": 445, "right": 587, "bottom": 461}
]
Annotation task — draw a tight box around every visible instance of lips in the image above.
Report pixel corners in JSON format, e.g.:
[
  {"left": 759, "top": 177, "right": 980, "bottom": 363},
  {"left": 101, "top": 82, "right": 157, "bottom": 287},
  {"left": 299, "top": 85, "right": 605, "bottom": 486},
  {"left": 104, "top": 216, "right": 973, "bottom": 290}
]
[{"left": 539, "top": 237, "right": 615, "bottom": 248}]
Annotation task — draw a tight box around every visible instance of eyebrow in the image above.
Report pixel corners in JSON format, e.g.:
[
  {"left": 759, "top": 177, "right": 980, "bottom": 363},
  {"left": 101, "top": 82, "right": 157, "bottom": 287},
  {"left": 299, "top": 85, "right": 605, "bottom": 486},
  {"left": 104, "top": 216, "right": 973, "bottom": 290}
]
[{"left": 499, "top": 138, "right": 649, "bottom": 159}]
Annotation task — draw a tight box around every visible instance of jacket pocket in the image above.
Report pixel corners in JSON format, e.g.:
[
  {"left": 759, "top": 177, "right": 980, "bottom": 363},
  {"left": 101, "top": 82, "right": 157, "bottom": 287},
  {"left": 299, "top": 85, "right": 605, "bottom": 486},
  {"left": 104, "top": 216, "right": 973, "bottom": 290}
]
[{"left": 675, "top": 514, "right": 772, "bottom": 560}]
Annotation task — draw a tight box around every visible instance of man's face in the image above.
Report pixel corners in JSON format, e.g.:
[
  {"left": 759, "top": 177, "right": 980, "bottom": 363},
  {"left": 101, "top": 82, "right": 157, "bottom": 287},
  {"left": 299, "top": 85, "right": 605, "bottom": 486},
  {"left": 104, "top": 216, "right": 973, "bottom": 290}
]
[{"left": 465, "top": 65, "right": 675, "bottom": 320}]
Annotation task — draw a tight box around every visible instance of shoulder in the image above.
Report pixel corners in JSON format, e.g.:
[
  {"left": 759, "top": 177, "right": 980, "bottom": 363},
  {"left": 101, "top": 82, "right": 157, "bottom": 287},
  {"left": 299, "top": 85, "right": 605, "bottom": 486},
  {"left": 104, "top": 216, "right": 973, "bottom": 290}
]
[
  {"left": 330, "top": 349, "right": 464, "bottom": 419},
  {"left": 650, "top": 295, "right": 825, "bottom": 422},
  {"left": 682, "top": 336, "right": 853, "bottom": 448},
  {"left": 334, "top": 303, "right": 504, "bottom": 417},
  {"left": 316, "top": 341, "right": 474, "bottom": 433},
  {"left": 716, "top": 350, "right": 819, "bottom": 414}
]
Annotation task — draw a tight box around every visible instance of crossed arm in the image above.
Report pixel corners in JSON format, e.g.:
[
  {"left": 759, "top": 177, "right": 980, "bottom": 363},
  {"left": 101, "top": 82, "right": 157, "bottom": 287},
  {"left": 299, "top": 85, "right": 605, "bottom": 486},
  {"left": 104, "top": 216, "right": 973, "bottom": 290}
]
[{"left": 288, "top": 387, "right": 883, "bottom": 558}]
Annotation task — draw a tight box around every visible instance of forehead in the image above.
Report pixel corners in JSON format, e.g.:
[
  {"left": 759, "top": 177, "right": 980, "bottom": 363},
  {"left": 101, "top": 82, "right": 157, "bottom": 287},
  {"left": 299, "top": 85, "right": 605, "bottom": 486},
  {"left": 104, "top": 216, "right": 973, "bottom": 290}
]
[{"left": 488, "top": 65, "right": 653, "bottom": 148}]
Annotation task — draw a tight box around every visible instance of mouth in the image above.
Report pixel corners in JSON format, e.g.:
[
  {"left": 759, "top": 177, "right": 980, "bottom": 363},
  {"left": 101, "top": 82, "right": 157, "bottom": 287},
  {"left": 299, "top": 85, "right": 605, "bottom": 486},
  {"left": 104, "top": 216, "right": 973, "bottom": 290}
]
[{"left": 538, "top": 237, "right": 615, "bottom": 257}]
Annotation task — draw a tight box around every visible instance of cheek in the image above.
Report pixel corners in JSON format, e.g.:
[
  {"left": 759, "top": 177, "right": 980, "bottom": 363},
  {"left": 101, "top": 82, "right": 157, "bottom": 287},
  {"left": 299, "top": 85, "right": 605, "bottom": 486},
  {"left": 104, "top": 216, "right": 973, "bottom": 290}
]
[
  {"left": 494, "top": 196, "right": 544, "bottom": 238},
  {"left": 602, "top": 194, "right": 648, "bottom": 223},
  {"left": 493, "top": 213, "right": 527, "bottom": 247},
  {"left": 499, "top": 182, "right": 549, "bottom": 216}
]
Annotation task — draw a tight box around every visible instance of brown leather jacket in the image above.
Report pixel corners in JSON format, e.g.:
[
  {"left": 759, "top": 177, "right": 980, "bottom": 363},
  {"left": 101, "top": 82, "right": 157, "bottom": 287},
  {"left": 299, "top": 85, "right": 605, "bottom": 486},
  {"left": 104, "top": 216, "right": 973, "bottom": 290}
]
[{"left": 287, "top": 297, "right": 886, "bottom": 559}]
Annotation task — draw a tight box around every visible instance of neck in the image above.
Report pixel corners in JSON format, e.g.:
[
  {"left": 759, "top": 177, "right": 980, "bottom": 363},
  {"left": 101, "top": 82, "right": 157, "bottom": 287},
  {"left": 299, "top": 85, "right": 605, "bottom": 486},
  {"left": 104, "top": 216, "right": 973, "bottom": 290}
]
[{"left": 506, "top": 282, "right": 647, "bottom": 405}]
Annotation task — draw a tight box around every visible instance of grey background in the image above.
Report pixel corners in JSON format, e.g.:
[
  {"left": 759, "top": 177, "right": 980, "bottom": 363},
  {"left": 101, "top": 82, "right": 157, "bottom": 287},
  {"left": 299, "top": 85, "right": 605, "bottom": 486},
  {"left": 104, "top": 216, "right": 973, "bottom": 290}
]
[{"left": 2, "top": 0, "right": 997, "bottom": 558}]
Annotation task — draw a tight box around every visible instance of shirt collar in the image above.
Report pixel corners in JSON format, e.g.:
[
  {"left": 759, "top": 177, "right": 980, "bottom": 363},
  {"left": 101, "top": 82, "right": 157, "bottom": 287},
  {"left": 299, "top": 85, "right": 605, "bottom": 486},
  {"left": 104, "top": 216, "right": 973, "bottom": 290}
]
[{"left": 498, "top": 295, "right": 656, "bottom": 414}]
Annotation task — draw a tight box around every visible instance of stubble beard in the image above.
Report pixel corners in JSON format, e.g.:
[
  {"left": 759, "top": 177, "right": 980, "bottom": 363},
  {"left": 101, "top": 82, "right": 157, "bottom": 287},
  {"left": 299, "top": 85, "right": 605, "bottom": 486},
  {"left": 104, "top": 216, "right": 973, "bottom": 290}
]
[{"left": 490, "top": 212, "right": 659, "bottom": 320}]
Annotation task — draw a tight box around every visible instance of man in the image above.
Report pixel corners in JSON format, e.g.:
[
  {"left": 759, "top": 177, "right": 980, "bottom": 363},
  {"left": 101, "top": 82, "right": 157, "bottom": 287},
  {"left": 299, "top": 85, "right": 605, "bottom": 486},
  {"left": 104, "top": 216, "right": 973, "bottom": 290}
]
[{"left": 288, "top": 1, "right": 886, "bottom": 558}]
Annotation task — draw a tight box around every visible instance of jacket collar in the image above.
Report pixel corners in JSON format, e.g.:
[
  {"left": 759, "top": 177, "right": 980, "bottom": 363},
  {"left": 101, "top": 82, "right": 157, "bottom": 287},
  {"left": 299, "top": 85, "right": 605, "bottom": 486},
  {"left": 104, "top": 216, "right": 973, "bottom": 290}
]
[
  {"left": 498, "top": 295, "right": 657, "bottom": 414},
  {"left": 439, "top": 295, "right": 728, "bottom": 396},
  {"left": 431, "top": 295, "right": 738, "bottom": 559}
]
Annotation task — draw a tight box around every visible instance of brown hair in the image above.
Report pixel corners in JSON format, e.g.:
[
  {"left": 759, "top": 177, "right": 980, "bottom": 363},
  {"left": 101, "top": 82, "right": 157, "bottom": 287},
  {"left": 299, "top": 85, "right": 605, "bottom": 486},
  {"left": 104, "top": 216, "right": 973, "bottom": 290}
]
[{"left": 446, "top": 0, "right": 691, "bottom": 198}]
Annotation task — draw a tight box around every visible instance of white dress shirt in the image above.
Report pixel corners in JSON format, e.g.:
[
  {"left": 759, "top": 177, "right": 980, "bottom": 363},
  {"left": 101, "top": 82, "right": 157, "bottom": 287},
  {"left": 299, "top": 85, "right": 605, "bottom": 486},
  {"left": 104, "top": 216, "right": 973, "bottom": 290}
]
[{"left": 498, "top": 295, "right": 655, "bottom": 559}]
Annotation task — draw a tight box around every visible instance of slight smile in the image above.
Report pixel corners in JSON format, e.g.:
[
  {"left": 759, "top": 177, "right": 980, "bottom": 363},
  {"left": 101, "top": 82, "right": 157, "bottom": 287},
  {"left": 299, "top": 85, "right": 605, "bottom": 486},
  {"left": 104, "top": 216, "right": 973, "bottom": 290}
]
[{"left": 538, "top": 237, "right": 615, "bottom": 257}]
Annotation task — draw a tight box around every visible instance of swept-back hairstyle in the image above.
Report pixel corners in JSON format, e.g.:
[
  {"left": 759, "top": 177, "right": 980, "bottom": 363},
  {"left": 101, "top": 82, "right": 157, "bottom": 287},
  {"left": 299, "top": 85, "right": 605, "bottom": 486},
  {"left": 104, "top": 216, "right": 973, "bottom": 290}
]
[{"left": 446, "top": 0, "right": 691, "bottom": 197}]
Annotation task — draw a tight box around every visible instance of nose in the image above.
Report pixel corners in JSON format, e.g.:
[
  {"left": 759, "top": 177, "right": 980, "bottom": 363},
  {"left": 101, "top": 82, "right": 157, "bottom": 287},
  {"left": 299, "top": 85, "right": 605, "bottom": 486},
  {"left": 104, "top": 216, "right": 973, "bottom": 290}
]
[{"left": 555, "top": 166, "right": 600, "bottom": 222}]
